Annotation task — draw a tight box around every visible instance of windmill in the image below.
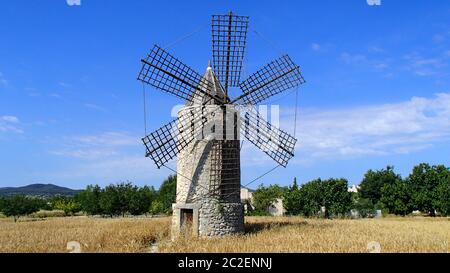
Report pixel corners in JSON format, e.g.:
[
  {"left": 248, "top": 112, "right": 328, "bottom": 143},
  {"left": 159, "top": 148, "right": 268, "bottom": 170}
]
[{"left": 138, "top": 12, "right": 305, "bottom": 237}]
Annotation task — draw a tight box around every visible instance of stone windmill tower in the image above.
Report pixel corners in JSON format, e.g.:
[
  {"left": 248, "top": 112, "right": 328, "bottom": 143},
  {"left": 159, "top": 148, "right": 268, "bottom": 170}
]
[{"left": 137, "top": 12, "right": 305, "bottom": 238}]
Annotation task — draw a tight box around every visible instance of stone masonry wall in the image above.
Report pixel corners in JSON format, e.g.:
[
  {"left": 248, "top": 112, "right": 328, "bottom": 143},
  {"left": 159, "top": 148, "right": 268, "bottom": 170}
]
[{"left": 173, "top": 105, "right": 244, "bottom": 237}]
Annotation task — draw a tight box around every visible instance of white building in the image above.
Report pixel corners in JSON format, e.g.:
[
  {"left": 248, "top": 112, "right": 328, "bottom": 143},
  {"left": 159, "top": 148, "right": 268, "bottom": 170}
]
[
  {"left": 348, "top": 184, "right": 360, "bottom": 193},
  {"left": 240, "top": 186, "right": 254, "bottom": 201},
  {"left": 241, "top": 186, "right": 285, "bottom": 216},
  {"left": 240, "top": 186, "right": 255, "bottom": 212},
  {"left": 268, "top": 198, "right": 285, "bottom": 216}
]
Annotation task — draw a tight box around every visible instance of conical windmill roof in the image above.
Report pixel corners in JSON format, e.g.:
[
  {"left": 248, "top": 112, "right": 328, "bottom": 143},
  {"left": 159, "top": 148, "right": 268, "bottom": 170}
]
[{"left": 187, "top": 62, "right": 226, "bottom": 106}]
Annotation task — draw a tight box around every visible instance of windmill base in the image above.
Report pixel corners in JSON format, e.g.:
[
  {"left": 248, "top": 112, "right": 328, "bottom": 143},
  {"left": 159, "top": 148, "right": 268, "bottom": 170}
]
[{"left": 171, "top": 201, "right": 244, "bottom": 239}]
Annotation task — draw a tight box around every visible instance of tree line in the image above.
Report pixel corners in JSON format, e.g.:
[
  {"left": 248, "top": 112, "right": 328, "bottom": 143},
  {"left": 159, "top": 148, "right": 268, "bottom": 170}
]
[
  {"left": 76, "top": 175, "right": 176, "bottom": 216},
  {"left": 249, "top": 163, "right": 450, "bottom": 218},
  {"left": 0, "top": 175, "right": 177, "bottom": 221},
  {"left": 359, "top": 164, "right": 450, "bottom": 216},
  {"left": 1, "top": 163, "right": 449, "bottom": 221}
]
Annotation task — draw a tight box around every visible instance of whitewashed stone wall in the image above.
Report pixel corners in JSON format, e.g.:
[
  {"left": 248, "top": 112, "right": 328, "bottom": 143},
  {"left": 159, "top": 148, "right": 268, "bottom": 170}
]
[{"left": 172, "top": 105, "right": 244, "bottom": 238}]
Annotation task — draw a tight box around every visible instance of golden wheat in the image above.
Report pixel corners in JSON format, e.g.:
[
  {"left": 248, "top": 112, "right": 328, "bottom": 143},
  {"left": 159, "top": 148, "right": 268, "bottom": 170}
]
[
  {"left": 0, "top": 216, "right": 170, "bottom": 253},
  {"left": 0, "top": 216, "right": 449, "bottom": 253},
  {"left": 160, "top": 217, "right": 450, "bottom": 253}
]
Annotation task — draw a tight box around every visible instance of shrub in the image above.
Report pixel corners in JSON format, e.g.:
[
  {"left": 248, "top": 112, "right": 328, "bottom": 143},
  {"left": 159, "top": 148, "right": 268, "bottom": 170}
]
[{"left": 29, "top": 210, "right": 66, "bottom": 219}]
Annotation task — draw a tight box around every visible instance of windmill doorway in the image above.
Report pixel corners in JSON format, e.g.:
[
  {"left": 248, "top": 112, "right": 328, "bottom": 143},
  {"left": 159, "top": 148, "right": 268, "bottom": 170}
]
[
  {"left": 172, "top": 204, "right": 199, "bottom": 239},
  {"left": 180, "top": 209, "right": 194, "bottom": 237}
]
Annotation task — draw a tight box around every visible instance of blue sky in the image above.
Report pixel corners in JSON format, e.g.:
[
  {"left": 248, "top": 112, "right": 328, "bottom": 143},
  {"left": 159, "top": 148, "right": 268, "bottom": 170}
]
[{"left": 0, "top": 0, "right": 449, "bottom": 190}]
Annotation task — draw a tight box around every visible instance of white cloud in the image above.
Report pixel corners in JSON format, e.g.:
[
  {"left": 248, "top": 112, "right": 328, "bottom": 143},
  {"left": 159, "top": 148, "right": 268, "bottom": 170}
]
[
  {"left": 1, "top": 116, "right": 19, "bottom": 123},
  {"left": 0, "top": 72, "right": 7, "bottom": 87},
  {"left": 340, "top": 52, "right": 367, "bottom": 64},
  {"left": 432, "top": 34, "right": 445, "bottom": 43},
  {"left": 0, "top": 115, "right": 22, "bottom": 133},
  {"left": 49, "top": 131, "right": 167, "bottom": 184},
  {"left": 373, "top": 63, "right": 389, "bottom": 70},
  {"left": 72, "top": 132, "right": 138, "bottom": 146},
  {"left": 50, "top": 149, "right": 119, "bottom": 160},
  {"left": 280, "top": 92, "right": 450, "bottom": 164},
  {"left": 49, "top": 93, "right": 62, "bottom": 99},
  {"left": 341, "top": 52, "right": 391, "bottom": 72},
  {"left": 48, "top": 155, "right": 168, "bottom": 186},
  {"left": 84, "top": 103, "right": 106, "bottom": 112},
  {"left": 368, "top": 46, "right": 384, "bottom": 53},
  {"left": 58, "top": 82, "right": 71, "bottom": 87},
  {"left": 403, "top": 52, "right": 447, "bottom": 77},
  {"left": 240, "top": 143, "right": 273, "bottom": 167},
  {"left": 28, "top": 92, "right": 41, "bottom": 97},
  {"left": 345, "top": 46, "right": 448, "bottom": 79},
  {"left": 47, "top": 92, "right": 450, "bottom": 180},
  {"left": 432, "top": 31, "right": 450, "bottom": 44},
  {"left": 51, "top": 132, "right": 139, "bottom": 160},
  {"left": 311, "top": 43, "right": 321, "bottom": 51}
]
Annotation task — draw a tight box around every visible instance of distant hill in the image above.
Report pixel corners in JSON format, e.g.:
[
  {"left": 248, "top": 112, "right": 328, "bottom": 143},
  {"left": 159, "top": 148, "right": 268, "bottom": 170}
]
[{"left": 0, "top": 184, "right": 82, "bottom": 198}]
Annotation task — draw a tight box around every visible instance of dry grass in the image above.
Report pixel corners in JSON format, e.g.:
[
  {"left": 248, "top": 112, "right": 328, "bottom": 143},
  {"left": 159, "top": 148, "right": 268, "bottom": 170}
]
[
  {"left": 0, "top": 216, "right": 170, "bottom": 253},
  {"left": 160, "top": 217, "right": 450, "bottom": 253},
  {"left": 1, "top": 216, "right": 449, "bottom": 253}
]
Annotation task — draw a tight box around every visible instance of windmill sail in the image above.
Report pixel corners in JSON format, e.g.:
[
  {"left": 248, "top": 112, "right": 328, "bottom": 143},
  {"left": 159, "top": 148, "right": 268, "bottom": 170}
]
[
  {"left": 233, "top": 55, "right": 305, "bottom": 105},
  {"left": 142, "top": 106, "right": 210, "bottom": 168},
  {"left": 241, "top": 108, "right": 297, "bottom": 167},
  {"left": 138, "top": 45, "right": 224, "bottom": 104},
  {"left": 140, "top": 13, "right": 302, "bottom": 170},
  {"left": 212, "top": 12, "right": 249, "bottom": 91}
]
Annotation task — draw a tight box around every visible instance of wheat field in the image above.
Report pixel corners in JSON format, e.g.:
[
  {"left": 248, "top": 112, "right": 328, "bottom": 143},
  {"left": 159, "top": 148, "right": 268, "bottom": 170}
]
[
  {"left": 161, "top": 217, "right": 450, "bottom": 253},
  {"left": 0, "top": 216, "right": 449, "bottom": 253},
  {"left": 0, "top": 217, "right": 170, "bottom": 253}
]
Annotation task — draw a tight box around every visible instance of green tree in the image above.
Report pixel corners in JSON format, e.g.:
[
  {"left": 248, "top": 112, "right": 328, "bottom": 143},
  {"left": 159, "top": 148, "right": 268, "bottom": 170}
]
[
  {"left": 285, "top": 179, "right": 323, "bottom": 217},
  {"left": 300, "top": 178, "right": 324, "bottom": 217},
  {"left": 0, "top": 197, "right": 5, "bottom": 214},
  {"left": 380, "top": 180, "right": 412, "bottom": 216},
  {"left": 100, "top": 184, "right": 120, "bottom": 217},
  {"left": 284, "top": 178, "right": 303, "bottom": 215},
  {"left": 53, "top": 198, "right": 81, "bottom": 216},
  {"left": 284, "top": 178, "right": 352, "bottom": 218},
  {"left": 406, "top": 163, "right": 448, "bottom": 216},
  {"left": 359, "top": 166, "right": 401, "bottom": 205},
  {"left": 0, "top": 195, "right": 40, "bottom": 222},
  {"left": 292, "top": 177, "right": 298, "bottom": 191},
  {"left": 299, "top": 179, "right": 323, "bottom": 217},
  {"left": 105, "top": 182, "right": 137, "bottom": 217},
  {"left": 322, "top": 178, "right": 352, "bottom": 218},
  {"left": 129, "top": 186, "right": 156, "bottom": 216},
  {"left": 252, "top": 184, "right": 285, "bottom": 215},
  {"left": 353, "top": 197, "right": 374, "bottom": 218},
  {"left": 42, "top": 199, "right": 52, "bottom": 210},
  {"left": 150, "top": 200, "right": 164, "bottom": 215},
  {"left": 29, "top": 198, "right": 52, "bottom": 211},
  {"left": 436, "top": 174, "right": 450, "bottom": 216},
  {"left": 75, "top": 185, "right": 103, "bottom": 215},
  {"left": 156, "top": 175, "right": 177, "bottom": 214}
]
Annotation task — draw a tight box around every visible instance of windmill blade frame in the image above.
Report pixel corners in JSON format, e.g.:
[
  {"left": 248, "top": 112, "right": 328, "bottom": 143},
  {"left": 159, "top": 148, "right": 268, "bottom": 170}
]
[
  {"left": 212, "top": 12, "right": 249, "bottom": 91},
  {"left": 232, "top": 55, "right": 305, "bottom": 105},
  {"left": 138, "top": 45, "right": 225, "bottom": 105},
  {"left": 142, "top": 106, "right": 214, "bottom": 168},
  {"left": 240, "top": 108, "right": 297, "bottom": 167},
  {"left": 140, "top": 13, "right": 302, "bottom": 170}
]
